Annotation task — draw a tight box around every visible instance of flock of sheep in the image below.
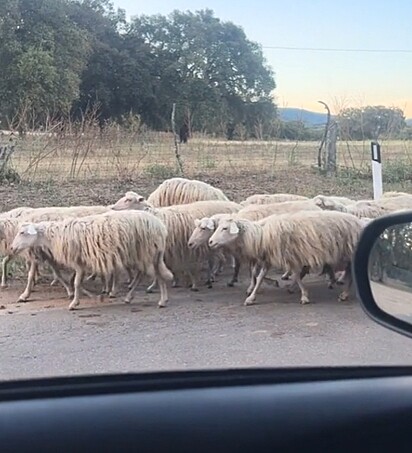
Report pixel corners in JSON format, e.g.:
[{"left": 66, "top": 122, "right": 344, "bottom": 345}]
[{"left": 1, "top": 177, "right": 412, "bottom": 311}]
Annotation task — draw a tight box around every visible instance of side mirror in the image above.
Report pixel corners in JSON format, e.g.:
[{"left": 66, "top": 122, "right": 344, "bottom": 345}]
[{"left": 354, "top": 210, "right": 412, "bottom": 338}]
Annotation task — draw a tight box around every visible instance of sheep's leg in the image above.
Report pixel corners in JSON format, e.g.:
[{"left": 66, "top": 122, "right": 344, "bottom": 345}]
[
  {"left": 244, "top": 265, "right": 268, "bottom": 306},
  {"left": 125, "top": 273, "right": 142, "bottom": 304},
  {"left": 205, "top": 257, "right": 215, "bottom": 288},
  {"left": 128, "top": 272, "right": 141, "bottom": 290},
  {"left": 294, "top": 271, "right": 310, "bottom": 305},
  {"left": 246, "top": 263, "right": 260, "bottom": 296},
  {"left": 109, "top": 272, "right": 117, "bottom": 298},
  {"left": 338, "top": 264, "right": 352, "bottom": 301},
  {"left": 146, "top": 278, "right": 158, "bottom": 293},
  {"left": 227, "top": 258, "right": 241, "bottom": 287},
  {"left": 18, "top": 260, "right": 38, "bottom": 302},
  {"left": 126, "top": 267, "right": 134, "bottom": 285},
  {"left": 46, "top": 261, "right": 74, "bottom": 298},
  {"left": 287, "top": 267, "right": 309, "bottom": 293},
  {"left": 322, "top": 264, "right": 337, "bottom": 289},
  {"left": 86, "top": 273, "right": 97, "bottom": 282},
  {"left": 157, "top": 276, "right": 169, "bottom": 308},
  {"left": 281, "top": 270, "right": 291, "bottom": 281},
  {"left": 1, "top": 255, "right": 11, "bottom": 288},
  {"left": 189, "top": 272, "right": 199, "bottom": 292},
  {"left": 69, "top": 269, "right": 84, "bottom": 310},
  {"left": 336, "top": 270, "right": 346, "bottom": 286}
]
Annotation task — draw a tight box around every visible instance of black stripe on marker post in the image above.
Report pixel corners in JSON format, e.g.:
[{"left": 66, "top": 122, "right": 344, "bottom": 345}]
[{"left": 371, "top": 141, "right": 381, "bottom": 163}]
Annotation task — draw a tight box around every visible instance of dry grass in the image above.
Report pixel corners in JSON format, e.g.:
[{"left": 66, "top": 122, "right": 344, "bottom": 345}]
[{"left": 6, "top": 129, "right": 412, "bottom": 183}]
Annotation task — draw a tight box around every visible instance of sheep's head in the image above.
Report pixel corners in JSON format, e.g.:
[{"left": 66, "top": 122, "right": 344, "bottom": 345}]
[
  {"left": 111, "top": 191, "right": 149, "bottom": 211},
  {"left": 208, "top": 218, "right": 240, "bottom": 249},
  {"left": 188, "top": 217, "right": 216, "bottom": 249},
  {"left": 10, "top": 223, "right": 44, "bottom": 254}
]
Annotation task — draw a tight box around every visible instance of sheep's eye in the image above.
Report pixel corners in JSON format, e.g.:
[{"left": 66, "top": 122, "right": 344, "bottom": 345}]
[
  {"left": 200, "top": 227, "right": 206, "bottom": 231},
  {"left": 20, "top": 231, "right": 25, "bottom": 235},
  {"left": 222, "top": 227, "right": 228, "bottom": 231},
  {"left": 138, "top": 197, "right": 144, "bottom": 202}
]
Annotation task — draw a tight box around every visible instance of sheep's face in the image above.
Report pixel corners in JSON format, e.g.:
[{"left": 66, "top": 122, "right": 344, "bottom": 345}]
[
  {"left": 208, "top": 219, "right": 240, "bottom": 249},
  {"left": 188, "top": 218, "right": 215, "bottom": 249},
  {"left": 112, "top": 192, "right": 149, "bottom": 211},
  {"left": 10, "top": 223, "right": 43, "bottom": 254}
]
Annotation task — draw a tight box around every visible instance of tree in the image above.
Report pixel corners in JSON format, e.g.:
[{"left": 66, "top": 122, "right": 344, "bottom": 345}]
[
  {"left": 0, "top": 0, "right": 91, "bottom": 126},
  {"left": 127, "top": 9, "right": 276, "bottom": 133},
  {"left": 338, "top": 106, "right": 406, "bottom": 140}
]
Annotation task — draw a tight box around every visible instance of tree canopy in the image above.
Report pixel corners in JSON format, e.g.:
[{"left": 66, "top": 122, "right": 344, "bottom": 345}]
[
  {"left": 0, "top": 0, "right": 277, "bottom": 136},
  {"left": 337, "top": 106, "right": 406, "bottom": 140}
]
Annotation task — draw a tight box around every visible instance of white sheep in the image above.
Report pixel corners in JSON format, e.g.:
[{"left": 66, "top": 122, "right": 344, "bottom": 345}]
[
  {"left": 112, "top": 199, "right": 241, "bottom": 290},
  {"left": 236, "top": 200, "right": 321, "bottom": 222},
  {"left": 208, "top": 211, "right": 363, "bottom": 306},
  {"left": 240, "top": 193, "right": 308, "bottom": 207},
  {"left": 381, "top": 191, "right": 412, "bottom": 198},
  {"left": 10, "top": 210, "right": 173, "bottom": 310},
  {"left": 147, "top": 177, "right": 229, "bottom": 207},
  {"left": 313, "top": 195, "right": 355, "bottom": 211},
  {"left": 188, "top": 213, "right": 240, "bottom": 286},
  {"left": 0, "top": 205, "right": 113, "bottom": 290},
  {"left": 188, "top": 201, "right": 322, "bottom": 286}
]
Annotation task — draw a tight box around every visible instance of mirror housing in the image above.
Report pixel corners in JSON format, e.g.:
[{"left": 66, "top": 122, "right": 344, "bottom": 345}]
[{"left": 354, "top": 210, "right": 412, "bottom": 339}]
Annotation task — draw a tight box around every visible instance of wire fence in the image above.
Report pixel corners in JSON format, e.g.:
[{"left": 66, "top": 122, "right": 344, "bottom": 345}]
[{"left": 2, "top": 129, "right": 412, "bottom": 183}]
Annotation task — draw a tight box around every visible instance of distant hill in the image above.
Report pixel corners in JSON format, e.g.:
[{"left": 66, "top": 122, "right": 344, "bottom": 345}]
[
  {"left": 278, "top": 108, "right": 328, "bottom": 126},
  {"left": 406, "top": 118, "right": 412, "bottom": 126}
]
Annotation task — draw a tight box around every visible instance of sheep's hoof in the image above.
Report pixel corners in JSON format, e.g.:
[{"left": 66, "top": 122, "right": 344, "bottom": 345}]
[
  {"left": 338, "top": 292, "right": 349, "bottom": 301},
  {"left": 158, "top": 300, "right": 168, "bottom": 308},
  {"left": 1, "top": 284, "right": 8, "bottom": 289},
  {"left": 146, "top": 287, "right": 154, "bottom": 294},
  {"left": 244, "top": 297, "right": 256, "bottom": 306},
  {"left": 190, "top": 287, "right": 199, "bottom": 292},
  {"left": 336, "top": 281, "right": 345, "bottom": 286},
  {"left": 300, "top": 296, "right": 310, "bottom": 305},
  {"left": 227, "top": 281, "right": 235, "bottom": 287},
  {"left": 69, "top": 300, "right": 80, "bottom": 310},
  {"left": 17, "top": 297, "right": 29, "bottom": 303},
  {"left": 328, "top": 283, "right": 334, "bottom": 290},
  {"left": 109, "top": 293, "right": 117, "bottom": 299},
  {"left": 280, "top": 275, "right": 290, "bottom": 281},
  {"left": 124, "top": 299, "right": 131, "bottom": 304},
  {"left": 207, "top": 283, "right": 213, "bottom": 289}
]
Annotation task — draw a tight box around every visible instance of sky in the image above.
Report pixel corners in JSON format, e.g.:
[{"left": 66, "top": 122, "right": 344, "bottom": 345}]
[{"left": 112, "top": 0, "right": 412, "bottom": 117}]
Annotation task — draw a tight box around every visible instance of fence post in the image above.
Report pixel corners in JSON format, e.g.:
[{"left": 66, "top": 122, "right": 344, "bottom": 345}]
[
  {"left": 371, "top": 141, "right": 383, "bottom": 199},
  {"left": 171, "top": 103, "right": 184, "bottom": 175},
  {"left": 325, "top": 121, "right": 337, "bottom": 176}
]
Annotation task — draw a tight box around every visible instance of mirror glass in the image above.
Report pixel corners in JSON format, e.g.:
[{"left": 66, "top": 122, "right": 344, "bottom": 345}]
[{"left": 369, "top": 222, "right": 412, "bottom": 323}]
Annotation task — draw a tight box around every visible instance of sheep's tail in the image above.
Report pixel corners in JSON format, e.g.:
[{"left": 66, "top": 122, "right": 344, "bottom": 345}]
[{"left": 156, "top": 250, "right": 174, "bottom": 281}]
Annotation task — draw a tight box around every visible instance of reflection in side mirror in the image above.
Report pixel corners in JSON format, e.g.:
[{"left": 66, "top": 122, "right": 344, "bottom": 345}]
[{"left": 369, "top": 222, "right": 412, "bottom": 324}]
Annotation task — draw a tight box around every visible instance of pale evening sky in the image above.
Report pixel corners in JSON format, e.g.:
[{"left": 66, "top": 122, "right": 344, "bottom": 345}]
[{"left": 113, "top": 0, "right": 412, "bottom": 116}]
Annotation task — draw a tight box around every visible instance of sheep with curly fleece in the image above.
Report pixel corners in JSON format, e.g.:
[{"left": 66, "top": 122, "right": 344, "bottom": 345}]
[
  {"left": 208, "top": 211, "right": 363, "bottom": 306},
  {"left": 240, "top": 193, "right": 308, "bottom": 207},
  {"left": 0, "top": 205, "right": 112, "bottom": 289},
  {"left": 313, "top": 195, "right": 355, "bottom": 211},
  {"left": 147, "top": 177, "right": 229, "bottom": 207},
  {"left": 10, "top": 210, "right": 173, "bottom": 310},
  {"left": 112, "top": 198, "right": 241, "bottom": 290}
]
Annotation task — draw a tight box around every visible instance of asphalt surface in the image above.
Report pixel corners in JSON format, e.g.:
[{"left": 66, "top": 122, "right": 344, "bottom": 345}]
[{"left": 2, "top": 271, "right": 412, "bottom": 381}]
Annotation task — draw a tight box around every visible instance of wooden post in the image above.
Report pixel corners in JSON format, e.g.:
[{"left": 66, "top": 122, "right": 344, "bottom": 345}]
[
  {"left": 317, "top": 100, "right": 331, "bottom": 169},
  {"left": 171, "top": 103, "right": 184, "bottom": 175},
  {"left": 325, "top": 121, "right": 337, "bottom": 176}
]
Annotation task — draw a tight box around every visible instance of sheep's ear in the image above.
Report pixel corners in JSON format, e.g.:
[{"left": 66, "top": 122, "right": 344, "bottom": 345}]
[
  {"left": 194, "top": 218, "right": 201, "bottom": 227},
  {"left": 229, "top": 221, "right": 239, "bottom": 235},
  {"left": 26, "top": 224, "right": 37, "bottom": 236},
  {"left": 206, "top": 219, "right": 215, "bottom": 230}
]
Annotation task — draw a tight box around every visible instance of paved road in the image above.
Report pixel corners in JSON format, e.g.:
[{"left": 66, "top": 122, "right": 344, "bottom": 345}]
[{"left": 2, "top": 272, "right": 412, "bottom": 381}]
